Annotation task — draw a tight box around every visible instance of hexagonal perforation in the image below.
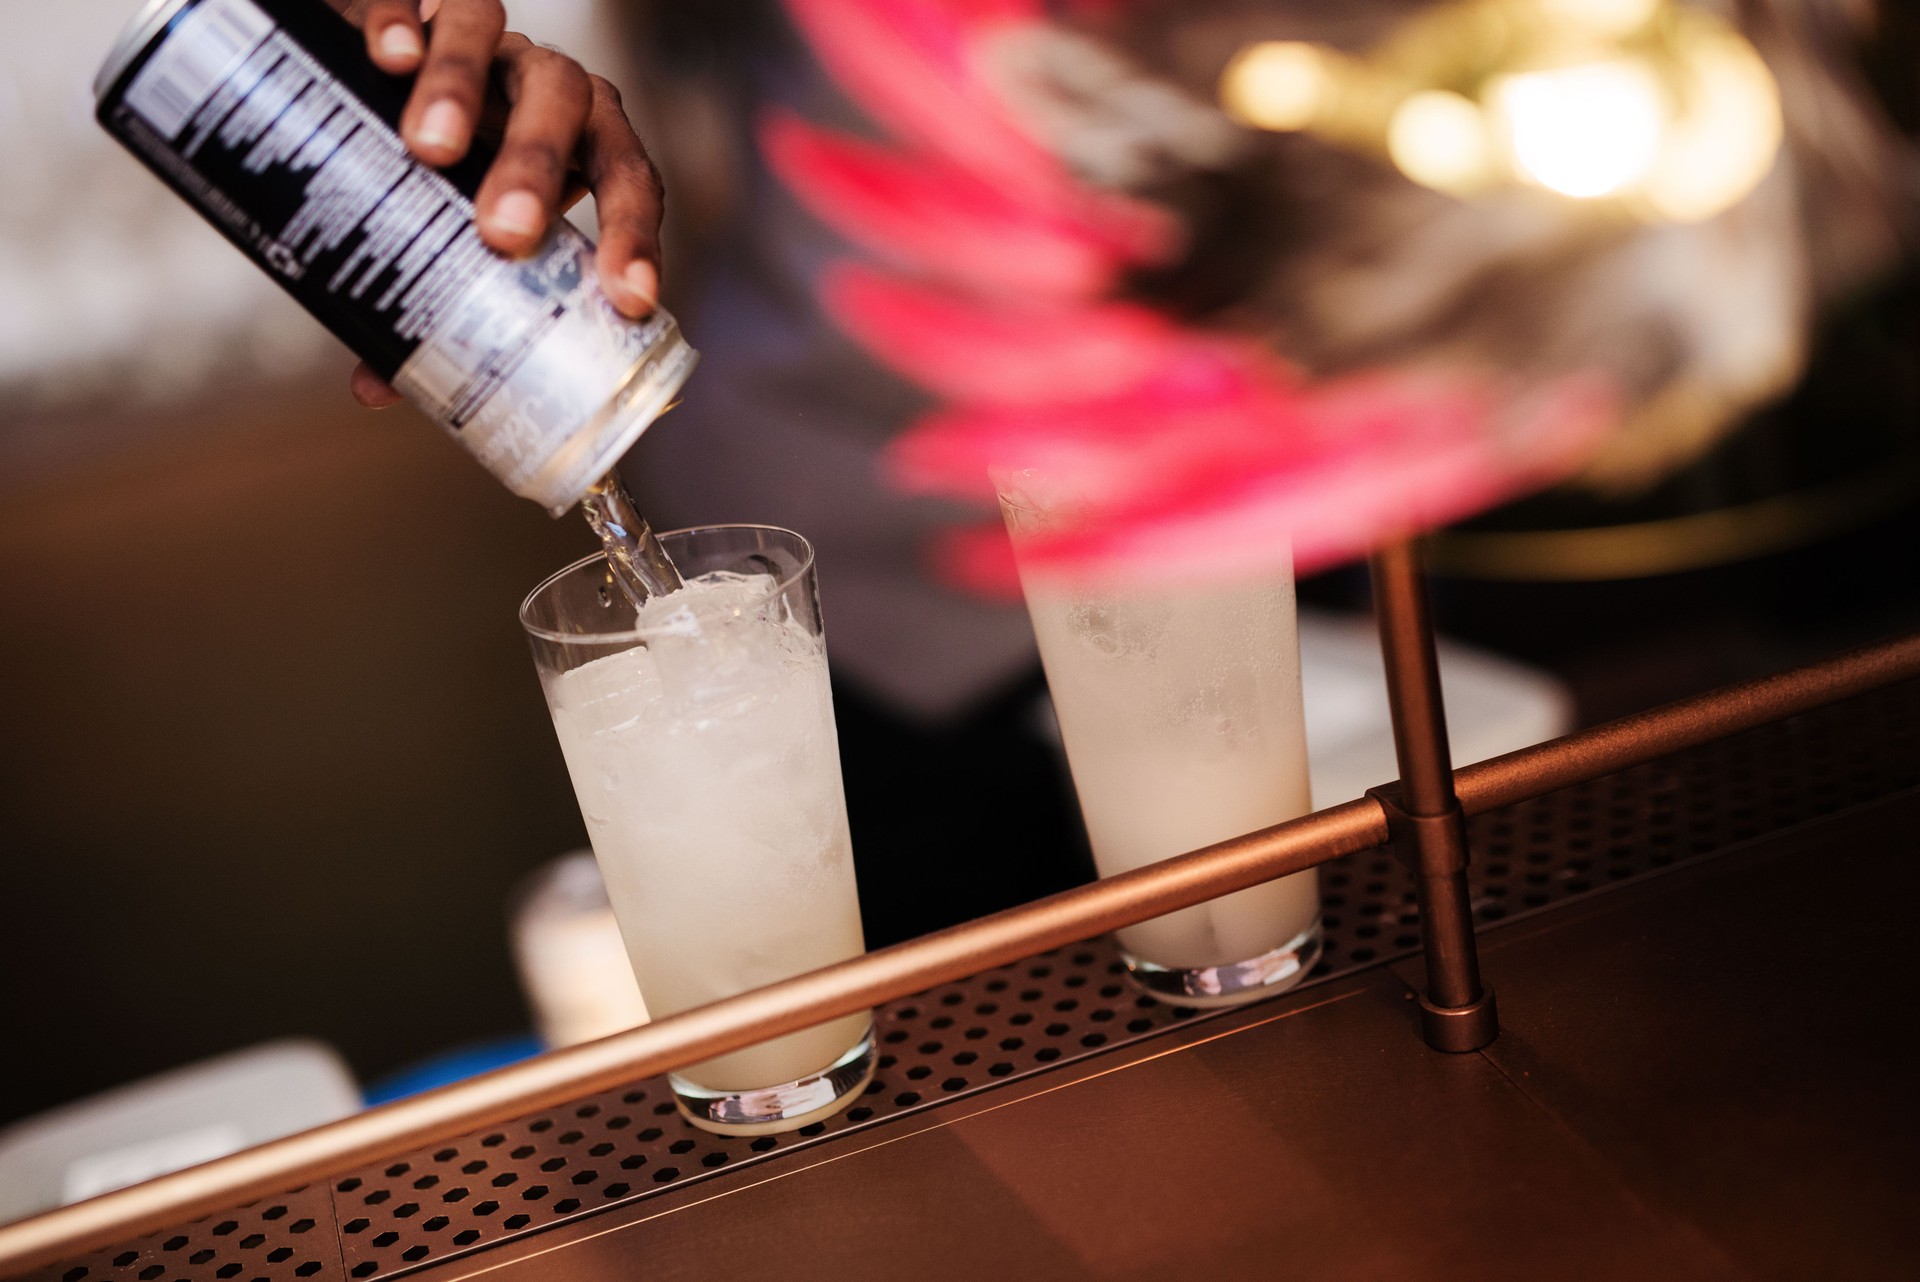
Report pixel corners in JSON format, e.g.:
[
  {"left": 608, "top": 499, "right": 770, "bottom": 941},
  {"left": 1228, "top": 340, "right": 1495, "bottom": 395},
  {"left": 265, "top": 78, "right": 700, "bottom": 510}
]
[
  {"left": 327, "top": 945, "right": 1214, "bottom": 1277},
  {"left": 21, "top": 679, "right": 1918, "bottom": 1282},
  {"left": 21, "top": 1187, "right": 339, "bottom": 1282},
  {"left": 1319, "top": 680, "right": 1920, "bottom": 958}
]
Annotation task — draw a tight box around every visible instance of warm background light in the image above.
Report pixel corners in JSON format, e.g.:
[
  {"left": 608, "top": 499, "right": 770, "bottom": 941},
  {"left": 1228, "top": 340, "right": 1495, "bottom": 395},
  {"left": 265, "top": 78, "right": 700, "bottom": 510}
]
[
  {"left": 1220, "top": 40, "right": 1329, "bottom": 132},
  {"left": 1539, "top": 0, "right": 1661, "bottom": 39},
  {"left": 1388, "top": 90, "right": 1494, "bottom": 194},
  {"left": 1216, "top": 0, "right": 1783, "bottom": 226},
  {"left": 1644, "top": 25, "right": 1783, "bottom": 222},
  {"left": 1491, "top": 59, "right": 1668, "bottom": 199}
]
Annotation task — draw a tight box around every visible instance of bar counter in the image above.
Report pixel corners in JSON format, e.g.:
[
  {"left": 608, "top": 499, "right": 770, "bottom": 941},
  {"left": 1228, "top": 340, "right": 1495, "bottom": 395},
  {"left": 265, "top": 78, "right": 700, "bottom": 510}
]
[{"left": 7, "top": 668, "right": 1918, "bottom": 1282}]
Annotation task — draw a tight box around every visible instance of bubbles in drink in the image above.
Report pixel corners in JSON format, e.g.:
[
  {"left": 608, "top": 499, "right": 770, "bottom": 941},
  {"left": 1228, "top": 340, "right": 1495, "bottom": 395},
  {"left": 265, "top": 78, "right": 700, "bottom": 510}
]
[{"left": 1067, "top": 596, "right": 1171, "bottom": 661}]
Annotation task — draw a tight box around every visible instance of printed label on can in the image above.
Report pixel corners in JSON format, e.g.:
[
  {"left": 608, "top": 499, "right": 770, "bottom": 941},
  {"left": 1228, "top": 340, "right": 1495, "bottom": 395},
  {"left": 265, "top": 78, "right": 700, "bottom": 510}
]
[
  {"left": 123, "top": 0, "right": 273, "bottom": 137},
  {"left": 99, "top": 0, "right": 692, "bottom": 508}
]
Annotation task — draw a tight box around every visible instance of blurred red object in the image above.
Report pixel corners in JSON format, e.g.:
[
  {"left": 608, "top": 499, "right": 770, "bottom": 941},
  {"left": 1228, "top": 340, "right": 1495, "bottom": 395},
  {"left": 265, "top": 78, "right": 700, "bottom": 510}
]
[{"left": 769, "top": 0, "right": 1617, "bottom": 590}]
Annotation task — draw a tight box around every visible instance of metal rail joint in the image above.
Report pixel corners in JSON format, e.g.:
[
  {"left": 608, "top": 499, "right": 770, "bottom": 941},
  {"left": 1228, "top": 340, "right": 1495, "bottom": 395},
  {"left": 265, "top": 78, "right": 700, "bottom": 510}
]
[{"left": 1370, "top": 540, "right": 1499, "bottom": 1053}]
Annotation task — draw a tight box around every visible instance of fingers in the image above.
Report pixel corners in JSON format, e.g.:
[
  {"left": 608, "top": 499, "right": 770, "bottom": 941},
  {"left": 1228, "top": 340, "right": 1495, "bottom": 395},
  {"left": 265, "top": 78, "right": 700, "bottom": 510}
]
[
  {"left": 578, "top": 76, "right": 665, "bottom": 317},
  {"left": 357, "top": 0, "right": 424, "bottom": 74},
  {"left": 399, "top": 0, "right": 506, "bottom": 167},
  {"left": 474, "top": 35, "right": 593, "bottom": 256},
  {"left": 350, "top": 362, "right": 406, "bottom": 408},
  {"left": 357, "top": 3, "right": 659, "bottom": 317}
]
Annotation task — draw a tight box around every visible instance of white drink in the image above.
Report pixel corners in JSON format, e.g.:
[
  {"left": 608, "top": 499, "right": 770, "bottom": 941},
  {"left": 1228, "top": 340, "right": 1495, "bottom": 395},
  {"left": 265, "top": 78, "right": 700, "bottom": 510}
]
[
  {"left": 1019, "top": 567, "right": 1321, "bottom": 982},
  {"left": 543, "top": 571, "right": 869, "bottom": 1093}
]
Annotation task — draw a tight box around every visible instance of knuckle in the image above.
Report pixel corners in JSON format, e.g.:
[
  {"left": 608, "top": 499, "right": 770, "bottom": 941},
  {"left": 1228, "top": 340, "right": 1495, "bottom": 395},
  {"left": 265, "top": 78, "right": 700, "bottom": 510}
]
[
  {"left": 530, "top": 57, "right": 592, "bottom": 118},
  {"left": 559, "top": 66, "right": 594, "bottom": 113},
  {"left": 422, "top": 52, "right": 488, "bottom": 94},
  {"left": 589, "top": 75, "right": 626, "bottom": 113},
  {"left": 348, "top": 0, "right": 386, "bottom": 27},
  {"left": 636, "top": 154, "right": 666, "bottom": 208},
  {"left": 438, "top": 0, "right": 505, "bottom": 36},
  {"left": 632, "top": 147, "right": 663, "bottom": 187},
  {"left": 603, "top": 150, "right": 662, "bottom": 202},
  {"left": 529, "top": 46, "right": 586, "bottom": 88},
  {"left": 598, "top": 160, "right": 658, "bottom": 219},
  {"left": 507, "top": 141, "right": 569, "bottom": 188},
  {"left": 532, "top": 42, "right": 579, "bottom": 68}
]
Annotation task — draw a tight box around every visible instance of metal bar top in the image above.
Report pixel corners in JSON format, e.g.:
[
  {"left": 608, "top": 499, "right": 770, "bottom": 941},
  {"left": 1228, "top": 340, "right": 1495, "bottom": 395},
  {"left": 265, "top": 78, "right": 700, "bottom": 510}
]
[{"left": 3, "top": 629, "right": 1918, "bottom": 1276}]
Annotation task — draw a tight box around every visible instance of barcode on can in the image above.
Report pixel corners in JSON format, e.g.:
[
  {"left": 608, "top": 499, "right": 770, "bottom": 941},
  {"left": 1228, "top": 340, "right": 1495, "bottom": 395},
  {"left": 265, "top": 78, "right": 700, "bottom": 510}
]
[{"left": 124, "top": 0, "right": 273, "bottom": 140}]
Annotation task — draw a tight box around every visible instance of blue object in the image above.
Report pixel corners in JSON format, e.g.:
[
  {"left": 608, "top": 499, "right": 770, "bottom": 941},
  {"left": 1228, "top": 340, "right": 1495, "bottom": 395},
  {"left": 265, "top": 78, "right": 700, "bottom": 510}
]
[{"left": 362, "top": 1036, "right": 546, "bottom": 1105}]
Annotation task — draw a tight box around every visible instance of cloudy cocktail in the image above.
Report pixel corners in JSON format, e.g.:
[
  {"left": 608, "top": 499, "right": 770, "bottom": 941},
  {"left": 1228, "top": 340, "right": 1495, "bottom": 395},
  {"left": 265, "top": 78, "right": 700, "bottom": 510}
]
[
  {"left": 522, "top": 526, "right": 871, "bottom": 1133},
  {"left": 1005, "top": 491, "right": 1321, "bottom": 1006}
]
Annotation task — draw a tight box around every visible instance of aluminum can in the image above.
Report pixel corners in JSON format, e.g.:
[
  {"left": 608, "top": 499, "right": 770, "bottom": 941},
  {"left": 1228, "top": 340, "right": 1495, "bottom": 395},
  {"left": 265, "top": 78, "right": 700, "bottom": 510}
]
[{"left": 95, "top": 0, "right": 697, "bottom": 513}]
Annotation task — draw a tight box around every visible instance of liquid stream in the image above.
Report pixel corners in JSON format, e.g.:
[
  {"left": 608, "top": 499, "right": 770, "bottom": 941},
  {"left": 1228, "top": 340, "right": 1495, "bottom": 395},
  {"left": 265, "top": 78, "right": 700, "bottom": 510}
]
[{"left": 581, "top": 472, "right": 683, "bottom": 605}]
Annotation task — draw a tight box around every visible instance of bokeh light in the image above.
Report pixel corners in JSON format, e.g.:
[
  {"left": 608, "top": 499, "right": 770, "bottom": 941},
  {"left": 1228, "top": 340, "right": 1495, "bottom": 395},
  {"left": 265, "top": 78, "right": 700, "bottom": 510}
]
[
  {"left": 1217, "top": 0, "right": 1782, "bottom": 225},
  {"left": 1491, "top": 59, "right": 1668, "bottom": 199},
  {"left": 1219, "top": 40, "right": 1328, "bottom": 132},
  {"left": 1644, "top": 25, "right": 1783, "bottom": 222},
  {"left": 1538, "top": 0, "right": 1661, "bottom": 39},
  {"left": 1388, "top": 90, "right": 1494, "bottom": 194}
]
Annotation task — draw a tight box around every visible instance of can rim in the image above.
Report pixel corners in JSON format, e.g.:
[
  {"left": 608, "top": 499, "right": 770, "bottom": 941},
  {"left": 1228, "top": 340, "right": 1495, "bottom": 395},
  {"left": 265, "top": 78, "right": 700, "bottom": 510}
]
[
  {"left": 524, "top": 319, "right": 700, "bottom": 515},
  {"left": 94, "top": 0, "right": 196, "bottom": 104}
]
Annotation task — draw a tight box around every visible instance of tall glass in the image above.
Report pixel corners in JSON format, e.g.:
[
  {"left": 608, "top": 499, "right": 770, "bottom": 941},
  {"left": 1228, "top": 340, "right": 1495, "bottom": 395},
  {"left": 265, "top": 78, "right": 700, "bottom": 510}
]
[
  {"left": 1002, "top": 489, "right": 1323, "bottom": 1007},
  {"left": 520, "top": 526, "right": 873, "bottom": 1134}
]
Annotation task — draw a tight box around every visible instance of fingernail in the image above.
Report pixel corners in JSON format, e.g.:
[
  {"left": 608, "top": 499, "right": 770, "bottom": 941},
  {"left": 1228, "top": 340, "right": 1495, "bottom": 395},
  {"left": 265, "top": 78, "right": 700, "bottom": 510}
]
[
  {"left": 416, "top": 99, "right": 467, "bottom": 154},
  {"left": 490, "top": 191, "right": 544, "bottom": 239},
  {"left": 623, "top": 260, "right": 658, "bottom": 310},
  {"left": 378, "top": 24, "right": 422, "bottom": 63}
]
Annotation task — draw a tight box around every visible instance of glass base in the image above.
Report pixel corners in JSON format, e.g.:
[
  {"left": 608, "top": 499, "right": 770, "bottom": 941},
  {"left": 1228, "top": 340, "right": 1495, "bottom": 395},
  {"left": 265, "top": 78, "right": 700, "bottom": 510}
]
[
  {"left": 1121, "top": 918, "right": 1325, "bottom": 1010},
  {"left": 670, "top": 1024, "right": 876, "bottom": 1137}
]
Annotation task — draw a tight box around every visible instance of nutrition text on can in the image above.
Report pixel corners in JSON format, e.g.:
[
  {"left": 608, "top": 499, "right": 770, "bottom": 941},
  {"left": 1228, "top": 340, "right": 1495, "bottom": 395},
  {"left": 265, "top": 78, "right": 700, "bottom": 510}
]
[{"left": 95, "top": 0, "right": 697, "bottom": 514}]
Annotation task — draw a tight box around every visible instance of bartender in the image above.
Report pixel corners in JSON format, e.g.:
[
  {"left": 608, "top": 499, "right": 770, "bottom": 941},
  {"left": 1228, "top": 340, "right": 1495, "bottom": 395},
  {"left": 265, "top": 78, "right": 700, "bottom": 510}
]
[{"left": 338, "top": 0, "right": 1094, "bottom": 945}]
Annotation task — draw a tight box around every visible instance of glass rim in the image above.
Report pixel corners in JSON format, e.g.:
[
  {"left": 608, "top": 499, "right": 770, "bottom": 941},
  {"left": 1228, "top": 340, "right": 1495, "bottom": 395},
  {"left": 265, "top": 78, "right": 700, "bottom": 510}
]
[{"left": 518, "top": 523, "right": 816, "bottom": 646}]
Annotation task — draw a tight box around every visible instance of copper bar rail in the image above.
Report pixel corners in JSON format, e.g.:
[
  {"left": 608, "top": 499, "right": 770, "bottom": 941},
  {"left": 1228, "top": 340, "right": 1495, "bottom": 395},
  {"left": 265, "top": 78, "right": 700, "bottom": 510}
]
[
  {"left": 4, "top": 629, "right": 1918, "bottom": 1275},
  {"left": 1369, "top": 542, "right": 1498, "bottom": 1051}
]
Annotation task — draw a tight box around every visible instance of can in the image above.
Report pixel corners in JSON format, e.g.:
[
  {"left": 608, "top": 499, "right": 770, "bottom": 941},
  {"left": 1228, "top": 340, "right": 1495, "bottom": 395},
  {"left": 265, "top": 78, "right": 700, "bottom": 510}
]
[{"left": 95, "top": 0, "right": 697, "bottom": 514}]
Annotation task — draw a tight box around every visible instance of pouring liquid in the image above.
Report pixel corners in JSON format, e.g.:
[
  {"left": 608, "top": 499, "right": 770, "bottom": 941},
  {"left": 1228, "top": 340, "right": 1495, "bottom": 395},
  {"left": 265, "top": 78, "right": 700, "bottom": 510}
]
[{"left": 581, "top": 472, "right": 683, "bottom": 607}]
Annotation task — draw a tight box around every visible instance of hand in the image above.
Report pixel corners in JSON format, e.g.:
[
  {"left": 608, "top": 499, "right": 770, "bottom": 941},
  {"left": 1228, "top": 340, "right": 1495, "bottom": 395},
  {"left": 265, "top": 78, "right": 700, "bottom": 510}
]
[{"left": 341, "top": 0, "right": 664, "bottom": 408}]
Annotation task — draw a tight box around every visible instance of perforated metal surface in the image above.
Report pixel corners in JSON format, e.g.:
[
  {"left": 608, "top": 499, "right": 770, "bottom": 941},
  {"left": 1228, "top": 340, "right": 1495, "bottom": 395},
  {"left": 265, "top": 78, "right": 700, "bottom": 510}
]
[
  {"left": 29, "top": 1188, "right": 339, "bottom": 1282},
  {"left": 20, "top": 680, "right": 1920, "bottom": 1282}
]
